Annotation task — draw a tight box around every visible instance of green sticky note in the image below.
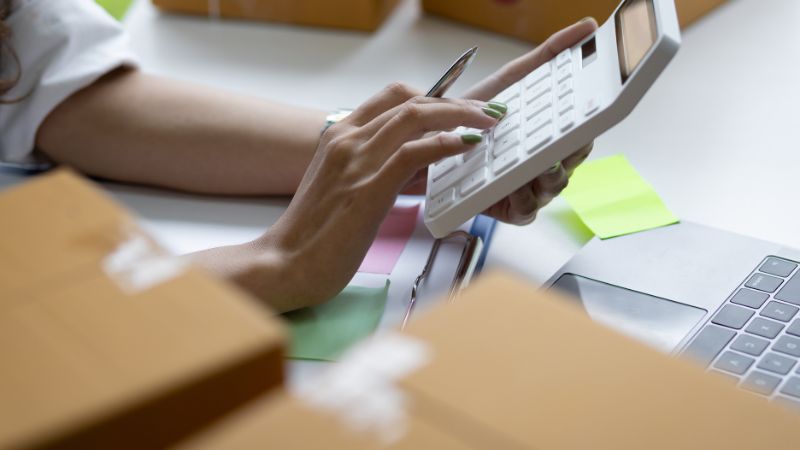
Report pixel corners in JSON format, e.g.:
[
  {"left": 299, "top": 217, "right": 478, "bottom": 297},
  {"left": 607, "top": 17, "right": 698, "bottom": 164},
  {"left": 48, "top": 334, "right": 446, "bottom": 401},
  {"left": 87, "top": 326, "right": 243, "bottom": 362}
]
[
  {"left": 95, "top": 0, "right": 135, "bottom": 20},
  {"left": 561, "top": 154, "right": 678, "bottom": 239},
  {"left": 284, "top": 281, "right": 390, "bottom": 361}
]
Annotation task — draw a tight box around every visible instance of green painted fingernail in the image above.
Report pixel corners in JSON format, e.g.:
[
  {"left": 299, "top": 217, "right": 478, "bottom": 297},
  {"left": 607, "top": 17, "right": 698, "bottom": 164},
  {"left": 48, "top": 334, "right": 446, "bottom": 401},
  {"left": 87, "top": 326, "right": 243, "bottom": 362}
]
[
  {"left": 461, "top": 134, "right": 483, "bottom": 145},
  {"left": 482, "top": 107, "right": 503, "bottom": 119},
  {"left": 487, "top": 102, "right": 508, "bottom": 114}
]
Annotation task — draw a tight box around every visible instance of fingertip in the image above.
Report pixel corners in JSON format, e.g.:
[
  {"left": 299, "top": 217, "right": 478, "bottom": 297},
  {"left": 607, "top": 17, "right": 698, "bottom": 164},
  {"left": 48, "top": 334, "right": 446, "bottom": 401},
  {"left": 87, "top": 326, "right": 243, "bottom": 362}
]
[{"left": 579, "top": 16, "right": 599, "bottom": 29}]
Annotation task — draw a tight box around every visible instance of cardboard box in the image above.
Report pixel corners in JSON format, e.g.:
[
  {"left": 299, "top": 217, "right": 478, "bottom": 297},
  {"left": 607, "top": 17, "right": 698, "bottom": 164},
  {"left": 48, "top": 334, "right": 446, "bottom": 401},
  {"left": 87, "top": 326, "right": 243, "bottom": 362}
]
[
  {"left": 174, "top": 391, "right": 485, "bottom": 450},
  {"left": 175, "top": 272, "right": 799, "bottom": 449},
  {"left": 152, "top": 0, "right": 402, "bottom": 32},
  {"left": 398, "top": 272, "right": 800, "bottom": 449},
  {"left": 422, "top": 0, "right": 728, "bottom": 44},
  {"left": 0, "top": 171, "right": 286, "bottom": 449}
]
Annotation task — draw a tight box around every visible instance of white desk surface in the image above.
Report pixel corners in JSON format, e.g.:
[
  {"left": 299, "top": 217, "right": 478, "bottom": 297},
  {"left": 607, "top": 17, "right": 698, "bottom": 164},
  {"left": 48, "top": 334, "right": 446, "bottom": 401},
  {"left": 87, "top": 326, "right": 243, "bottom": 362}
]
[
  {"left": 2, "top": 0, "right": 800, "bottom": 378},
  {"left": 114, "top": 0, "right": 800, "bottom": 281}
]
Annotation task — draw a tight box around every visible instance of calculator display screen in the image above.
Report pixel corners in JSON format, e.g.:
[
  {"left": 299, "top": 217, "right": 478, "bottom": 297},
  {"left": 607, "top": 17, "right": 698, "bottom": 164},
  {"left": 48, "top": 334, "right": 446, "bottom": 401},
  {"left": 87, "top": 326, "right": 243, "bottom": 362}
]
[{"left": 615, "top": 0, "right": 657, "bottom": 82}]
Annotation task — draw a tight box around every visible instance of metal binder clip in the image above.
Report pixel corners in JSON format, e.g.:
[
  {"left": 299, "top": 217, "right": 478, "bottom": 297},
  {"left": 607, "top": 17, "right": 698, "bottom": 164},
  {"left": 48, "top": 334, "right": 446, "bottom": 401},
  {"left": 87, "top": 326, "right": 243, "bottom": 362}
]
[{"left": 402, "top": 230, "right": 483, "bottom": 329}]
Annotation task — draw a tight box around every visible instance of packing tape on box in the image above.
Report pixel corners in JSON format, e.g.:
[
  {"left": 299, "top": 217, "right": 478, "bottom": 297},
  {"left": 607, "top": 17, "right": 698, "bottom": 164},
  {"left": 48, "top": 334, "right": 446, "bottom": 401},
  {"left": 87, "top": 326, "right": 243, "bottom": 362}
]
[
  {"left": 103, "top": 232, "right": 189, "bottom": 294},
  {"left": 298, "top": 332, "right": 432, "bottom": 445}
]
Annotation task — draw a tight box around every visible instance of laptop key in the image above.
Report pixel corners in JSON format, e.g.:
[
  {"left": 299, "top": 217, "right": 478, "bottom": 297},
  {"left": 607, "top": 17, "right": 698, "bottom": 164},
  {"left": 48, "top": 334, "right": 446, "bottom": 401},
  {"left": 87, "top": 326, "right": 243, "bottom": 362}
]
[
  {"left": 773, "top": 335, "right": 800, "bottom": 357},
  {"left": 741, "top": 370, "right": 781, "bottom": 395},
  {"left": 746, "top": 317, "right": 784, "bottom": 339},
  {"left": 745, "top": 273, "right": 783, "bottom": 293},
  {"left": 757, "top": 352, "right": 797, "bottom": 375},
  {"left": 730, "top": 334, "right": 769, "bottom": 356},
  {"left": 683, "top": 325, "right": 736, "bottom": 367},
  {"left": 713, "top": 351, "right": 754, "bottom": 375},
  {"left": 761, "top": 301, "right": 799, "bottom": 323},
  {"left": 780, "top": 376, "right": 800, "bottom": 398},
  {"left": 760, "top": 257, "right": 798, "bottom": 278},
  {"left": 730, "top": 288, "right": 769, "bottom": 309},
  {"left": 773, "top": 396, "right": 800, "bottom": 414},
  {"left": 776, "top": 272, "right": 800, "bottom": 306},
  {"left": 711, "top": 304, "right": 754, "bottom": 329},
  {"left": 787, "top": 319, "right": 800, "bottom": 337}
]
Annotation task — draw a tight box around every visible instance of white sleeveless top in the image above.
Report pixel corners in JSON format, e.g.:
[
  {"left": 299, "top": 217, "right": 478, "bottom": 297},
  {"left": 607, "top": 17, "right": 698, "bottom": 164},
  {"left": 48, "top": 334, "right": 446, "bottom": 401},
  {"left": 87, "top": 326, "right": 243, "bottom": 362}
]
[{"left": 0, "top": 0, "right": 138, "bottom": 168}]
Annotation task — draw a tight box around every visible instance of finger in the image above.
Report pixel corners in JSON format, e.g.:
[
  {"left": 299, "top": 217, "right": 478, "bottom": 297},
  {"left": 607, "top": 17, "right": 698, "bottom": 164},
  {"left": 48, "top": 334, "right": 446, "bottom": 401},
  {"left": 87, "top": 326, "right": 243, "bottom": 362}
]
[
  {"left": 366, "top": 98, "right": 499, "bottom": 157},
  {"left": 506, "top": 181, "right": 541, "bottom": 225},
  {"left": 346, "top": 82, "right": 423, "bottom": 126},
  {"left": 562, "top": 142, "right": 593, "bottom": 175},
  {"left": 379, "top": 132, "right": 480, "bottom": 185},
  {"left": 532, "top": 163, "right": 569, "bottom": 207},
  {"left": 464, "top": 18, "right": 598, "bottom": 101}
]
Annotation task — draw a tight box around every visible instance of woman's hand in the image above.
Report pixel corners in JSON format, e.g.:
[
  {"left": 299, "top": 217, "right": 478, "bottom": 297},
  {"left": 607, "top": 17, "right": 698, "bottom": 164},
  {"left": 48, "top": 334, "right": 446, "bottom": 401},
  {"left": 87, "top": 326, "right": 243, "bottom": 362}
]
[
  {"left": 463, "top": 17, "right": 598, "bottom": 224},
  {"left": 194, "top": 84, "right": 504, "bottom": 312}
]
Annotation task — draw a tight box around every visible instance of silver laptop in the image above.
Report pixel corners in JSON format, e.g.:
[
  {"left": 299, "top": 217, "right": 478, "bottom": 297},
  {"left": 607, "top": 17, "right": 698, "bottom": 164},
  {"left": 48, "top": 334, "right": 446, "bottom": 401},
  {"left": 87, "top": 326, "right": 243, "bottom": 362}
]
[{"left": 546, "top": 221, "right": 800, "bottom": 411}]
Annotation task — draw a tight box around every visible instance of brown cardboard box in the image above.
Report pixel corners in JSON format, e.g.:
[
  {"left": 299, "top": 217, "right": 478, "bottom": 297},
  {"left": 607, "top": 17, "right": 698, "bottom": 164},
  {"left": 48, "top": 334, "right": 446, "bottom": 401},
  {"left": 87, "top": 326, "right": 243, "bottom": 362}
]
[
  {"left": 0, "top": 171, "right": 285, "bottom": 449},
  {"left": 399, "top": 272, "right": 800, "bottom": 449},
  {"left": 152, "top": 0, "right": 402, "bottom": 32},
  {"left": 422, "top": 0, "right": 728, "bottom": 44},
  {"left": 174, "top": 272, "right": 799, "bottom": 449},
  {"left": 174, "top": 391, "right": 487, "bottom": 450}
]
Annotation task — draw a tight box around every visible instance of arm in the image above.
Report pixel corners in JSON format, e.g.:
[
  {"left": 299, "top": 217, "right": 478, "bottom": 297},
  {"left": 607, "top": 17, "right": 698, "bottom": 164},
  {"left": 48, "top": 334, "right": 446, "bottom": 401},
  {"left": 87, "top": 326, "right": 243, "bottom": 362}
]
[{"left": 36, "top": 68, "right": 327, "bottom": 195}]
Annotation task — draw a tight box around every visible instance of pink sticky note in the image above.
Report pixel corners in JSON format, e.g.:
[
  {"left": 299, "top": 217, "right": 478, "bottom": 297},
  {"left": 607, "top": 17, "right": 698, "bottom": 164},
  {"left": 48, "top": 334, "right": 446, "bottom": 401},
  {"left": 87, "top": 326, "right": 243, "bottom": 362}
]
[{"left": 358, "top": 204, "right": 420, "bottom": 274}]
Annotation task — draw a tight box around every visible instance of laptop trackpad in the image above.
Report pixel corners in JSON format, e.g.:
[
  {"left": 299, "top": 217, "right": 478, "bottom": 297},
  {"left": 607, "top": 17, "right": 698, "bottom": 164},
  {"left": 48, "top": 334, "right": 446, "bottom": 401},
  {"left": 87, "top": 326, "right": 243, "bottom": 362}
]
[{"left": 551, "top": 274, "right": 707, "bottom": 353}]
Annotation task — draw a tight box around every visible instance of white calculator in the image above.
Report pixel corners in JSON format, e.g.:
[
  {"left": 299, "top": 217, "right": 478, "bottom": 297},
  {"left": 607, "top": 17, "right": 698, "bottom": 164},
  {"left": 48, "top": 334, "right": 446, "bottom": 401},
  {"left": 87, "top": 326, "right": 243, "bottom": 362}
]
[{"left": 424, "top": 0, "right": 681, "bottom": 238}]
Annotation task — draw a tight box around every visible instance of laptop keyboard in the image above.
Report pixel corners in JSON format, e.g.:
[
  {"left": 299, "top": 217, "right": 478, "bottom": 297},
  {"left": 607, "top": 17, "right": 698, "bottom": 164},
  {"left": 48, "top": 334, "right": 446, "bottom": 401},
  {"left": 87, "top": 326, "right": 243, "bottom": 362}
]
[{"left": 683, "top": 256, "right": 800, "bottom": 412}]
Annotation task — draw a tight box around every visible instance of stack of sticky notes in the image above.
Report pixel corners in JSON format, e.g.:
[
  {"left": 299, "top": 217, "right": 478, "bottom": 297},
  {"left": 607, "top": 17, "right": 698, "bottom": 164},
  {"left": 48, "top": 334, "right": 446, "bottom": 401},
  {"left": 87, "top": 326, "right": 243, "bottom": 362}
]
[{"left": 562, "top": 154, "right": 679, "bottom": 239}]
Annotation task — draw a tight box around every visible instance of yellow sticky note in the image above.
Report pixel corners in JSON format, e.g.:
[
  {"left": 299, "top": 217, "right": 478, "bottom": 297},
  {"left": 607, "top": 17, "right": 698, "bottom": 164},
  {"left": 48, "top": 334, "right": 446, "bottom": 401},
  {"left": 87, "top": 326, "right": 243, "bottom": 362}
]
[{"left": 562, "top": 154, "right": 678, "bottom": 239}]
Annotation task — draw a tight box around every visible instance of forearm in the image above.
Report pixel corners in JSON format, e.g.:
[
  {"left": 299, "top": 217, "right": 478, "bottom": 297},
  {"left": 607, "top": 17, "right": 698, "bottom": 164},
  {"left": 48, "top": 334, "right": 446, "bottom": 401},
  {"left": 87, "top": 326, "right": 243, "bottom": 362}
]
[{"left": 36, "top": 69, "right": 327, "bottom": 195}]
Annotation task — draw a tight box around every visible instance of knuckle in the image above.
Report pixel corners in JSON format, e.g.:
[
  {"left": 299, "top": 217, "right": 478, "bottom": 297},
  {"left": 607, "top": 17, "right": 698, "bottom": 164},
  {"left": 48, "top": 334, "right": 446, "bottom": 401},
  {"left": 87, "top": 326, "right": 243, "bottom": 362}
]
[
  {"left": 408, "top": 95, "right": 428, "bottom": 105},
  {"left": 399, "top": 102, "right": 424, "bottom": 122},
  {"left": 385, "top": 82, "right": 416, "bottom": 100}
]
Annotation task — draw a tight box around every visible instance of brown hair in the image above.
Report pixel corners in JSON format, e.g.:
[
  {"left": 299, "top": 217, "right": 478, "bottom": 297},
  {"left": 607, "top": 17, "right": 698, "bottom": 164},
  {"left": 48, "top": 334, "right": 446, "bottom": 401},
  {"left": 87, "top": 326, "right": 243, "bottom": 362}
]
[{"left": 0, "top": 0, "right": 21, "bottom": 99}]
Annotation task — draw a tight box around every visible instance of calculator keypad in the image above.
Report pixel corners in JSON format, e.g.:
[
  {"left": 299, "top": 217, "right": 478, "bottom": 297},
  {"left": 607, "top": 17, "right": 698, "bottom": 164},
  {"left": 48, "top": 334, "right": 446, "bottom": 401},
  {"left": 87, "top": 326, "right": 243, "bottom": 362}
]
[{"left": 426, "top": 48, "right": 595, "bottom": 220}]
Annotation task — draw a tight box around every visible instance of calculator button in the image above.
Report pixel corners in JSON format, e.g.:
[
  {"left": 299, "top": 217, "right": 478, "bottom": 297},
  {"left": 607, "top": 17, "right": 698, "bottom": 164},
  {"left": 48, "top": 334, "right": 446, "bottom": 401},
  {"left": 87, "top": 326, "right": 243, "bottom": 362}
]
[
  {"left": 461, "top": 144, "right": 487, "bottom": 164},
  {"left": 558, "top": 95, "right": 575, "bottom": 115},
  {"left": 493, "top": 115, "right": 521, "bottom": 140},
  {"left": 459, "top": 167, "right": 487, "bottom": 196},
  {"left": 492, "top": 150, "right": 519, "bottom": 175},
  {"left": 558, "top": 112, "right": 575, "bottom": 132},
  {"left": 428, "top": 188, "right": 455, "bottom": 216},
  {"left": 555, "top": 49, "right": 572, "bottom": 68},
  {"left": 494, "top": 85, "right": 521, "bottom": 106},
  {"left": 524, "top": 108, "right": 553, "bottom": 134},
  {"left": 556, "top": 79, "right": 573, "bottom": 99},
  {"left": 525, "top": 65, "right": 551, "bottom": 88},
  {"left": 584, "top": 97, "right": 600, "bottom": 116},
  {"left": 430, "top": 156, "right": 457, "bottom": 182},
  {"left": 493, "top": 131, "right": 520, "bottom": 157},
  {"left": 525, "top": 93, "right": 553, "bottom": 113},
  {"left": 555, "top": 65, "right": 571, "bottom": 83},
  {"left": 525, "top": 125, "right": 554, "bottom": 154},
  {"left": 776, "top": 272, "right": 800, "bottom": 306},
  {"left": 526, "top": 80, "right": 552, "bottom": 103},
  {"left": 746, "top": 273, "right": 783, "bottom": 293},
  {"left": 760, "top": 257, "right": 797, "bottom": 277}
]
